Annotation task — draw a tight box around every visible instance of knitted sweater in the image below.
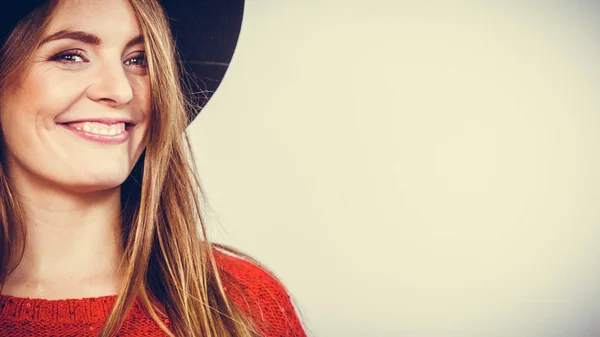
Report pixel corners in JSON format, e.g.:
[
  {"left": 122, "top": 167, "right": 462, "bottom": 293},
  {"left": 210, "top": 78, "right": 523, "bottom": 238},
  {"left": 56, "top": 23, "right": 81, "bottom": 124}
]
[{"left": 0, "top": 250, "right": 306, "bottom": 337}]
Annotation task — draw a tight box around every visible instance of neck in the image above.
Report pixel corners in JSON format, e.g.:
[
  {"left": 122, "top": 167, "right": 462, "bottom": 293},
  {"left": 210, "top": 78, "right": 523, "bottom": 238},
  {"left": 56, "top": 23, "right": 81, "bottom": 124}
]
[{"left": 2, "top": 171, "right": 125, "bottom": 300}]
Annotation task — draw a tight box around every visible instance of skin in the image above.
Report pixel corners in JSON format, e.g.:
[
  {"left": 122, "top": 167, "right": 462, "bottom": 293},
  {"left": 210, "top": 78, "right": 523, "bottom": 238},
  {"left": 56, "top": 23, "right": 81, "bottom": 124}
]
[{"left": 0, "top": 0, "right": 150, "bottom": 299}]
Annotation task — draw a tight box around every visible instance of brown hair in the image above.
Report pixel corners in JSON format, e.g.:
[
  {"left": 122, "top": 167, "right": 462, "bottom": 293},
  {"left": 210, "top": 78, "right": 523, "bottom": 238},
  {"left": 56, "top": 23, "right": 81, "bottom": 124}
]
[{"left": 0, "top": 1, "right": 257, "bottom": 336}]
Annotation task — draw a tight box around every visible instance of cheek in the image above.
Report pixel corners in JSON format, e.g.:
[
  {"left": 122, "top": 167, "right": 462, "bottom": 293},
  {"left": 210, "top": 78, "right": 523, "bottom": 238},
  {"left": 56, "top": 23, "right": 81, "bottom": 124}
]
[
  {"left": 0, "top": 82, "right": 43, "bottom": 146},
  {"left": 0, "top": 71, "right": 88, "bottom": 162},
  {"left": 3, "top": 71, "right": 86, "bottom": 127},
  {"left": 39, "top": 72, "right": 89, "bottom": 116},
  {"left": 127, "top": 77, "right": 151, "bottom": 156},
  {"left": 132, "top": 77, "right": 152, "bottom": 133},
  {"left": 132, "top": 76, "right": 152, "bottom": 116}
]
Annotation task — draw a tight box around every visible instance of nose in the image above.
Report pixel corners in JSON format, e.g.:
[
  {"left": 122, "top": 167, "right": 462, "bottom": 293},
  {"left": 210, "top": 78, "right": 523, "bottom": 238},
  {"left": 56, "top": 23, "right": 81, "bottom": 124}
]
[{"left": 86, "top": 59, "right": 134, "bottom": 106}]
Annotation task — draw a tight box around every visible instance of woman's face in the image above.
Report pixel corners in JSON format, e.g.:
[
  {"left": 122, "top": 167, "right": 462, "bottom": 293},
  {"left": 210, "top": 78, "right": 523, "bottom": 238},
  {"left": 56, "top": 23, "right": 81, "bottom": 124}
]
[{"left": 0, "top": 0, "right": 150, "bottom": 193}]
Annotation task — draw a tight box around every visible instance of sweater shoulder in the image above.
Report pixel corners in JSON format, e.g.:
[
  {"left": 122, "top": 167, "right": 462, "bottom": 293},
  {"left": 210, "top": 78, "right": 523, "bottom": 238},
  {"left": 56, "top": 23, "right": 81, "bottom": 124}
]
[{"left": 213, "top": 248, "right": 307, "bottom": 337}]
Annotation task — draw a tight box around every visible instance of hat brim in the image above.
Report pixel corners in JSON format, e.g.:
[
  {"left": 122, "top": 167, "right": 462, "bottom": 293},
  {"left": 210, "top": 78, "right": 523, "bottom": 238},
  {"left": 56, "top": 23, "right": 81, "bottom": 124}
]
[{"left": 160, "top": 1, "right": 244, "bottom": 125}]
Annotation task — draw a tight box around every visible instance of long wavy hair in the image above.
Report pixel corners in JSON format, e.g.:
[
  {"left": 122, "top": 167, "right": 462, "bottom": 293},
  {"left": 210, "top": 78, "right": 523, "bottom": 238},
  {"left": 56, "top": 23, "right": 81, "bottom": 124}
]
[{"left": 0, "top": 1, "right": 257, "bottom": 336}]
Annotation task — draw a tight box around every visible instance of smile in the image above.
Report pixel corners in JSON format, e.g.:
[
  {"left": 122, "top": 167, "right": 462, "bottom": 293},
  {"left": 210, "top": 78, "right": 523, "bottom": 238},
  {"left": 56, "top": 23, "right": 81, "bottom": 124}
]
[
  {"left": 71, "top": 121, "right": 126, "bottom": 136},
  {"left": 61, "top": 121, "right": 131, "bottom": 144}
]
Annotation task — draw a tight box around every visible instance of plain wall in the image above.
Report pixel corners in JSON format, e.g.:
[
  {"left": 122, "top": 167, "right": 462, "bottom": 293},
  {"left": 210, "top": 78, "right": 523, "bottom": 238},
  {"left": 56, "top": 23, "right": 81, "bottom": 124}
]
[{"left": 188, "top": 2, "right": 600, "bottom": 336}]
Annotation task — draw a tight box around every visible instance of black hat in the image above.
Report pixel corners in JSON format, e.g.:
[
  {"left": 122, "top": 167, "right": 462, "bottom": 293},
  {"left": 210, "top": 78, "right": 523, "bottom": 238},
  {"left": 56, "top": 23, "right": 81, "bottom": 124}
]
[{"left": 0, "top": 1, "right": 244, "bottom": 125}]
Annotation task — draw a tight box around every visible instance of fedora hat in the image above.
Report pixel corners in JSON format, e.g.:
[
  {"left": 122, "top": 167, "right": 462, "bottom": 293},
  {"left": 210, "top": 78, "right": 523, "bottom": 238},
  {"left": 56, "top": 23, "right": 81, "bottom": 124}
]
[{"left": 0, "top": 0, "right": 244, "bottom": 125}]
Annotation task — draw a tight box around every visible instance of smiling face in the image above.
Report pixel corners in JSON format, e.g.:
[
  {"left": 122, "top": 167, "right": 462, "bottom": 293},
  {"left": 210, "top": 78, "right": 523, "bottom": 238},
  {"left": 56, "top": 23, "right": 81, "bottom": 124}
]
[{"left": 0, "top": 0, "right": 150, "bottom": 193}]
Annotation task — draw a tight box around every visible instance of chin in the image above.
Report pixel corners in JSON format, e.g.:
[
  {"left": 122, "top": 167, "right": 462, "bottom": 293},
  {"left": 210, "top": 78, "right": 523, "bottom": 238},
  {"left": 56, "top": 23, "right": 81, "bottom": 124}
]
[{"left": 59, "top": 170, "right": 132, "bottom": 194}]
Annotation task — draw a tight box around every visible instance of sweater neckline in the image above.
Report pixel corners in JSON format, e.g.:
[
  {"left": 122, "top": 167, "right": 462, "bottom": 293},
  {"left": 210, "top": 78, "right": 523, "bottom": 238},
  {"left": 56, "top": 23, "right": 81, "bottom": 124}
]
[{"left": 0, "top": 294, "right": 139, "bottom": 324}]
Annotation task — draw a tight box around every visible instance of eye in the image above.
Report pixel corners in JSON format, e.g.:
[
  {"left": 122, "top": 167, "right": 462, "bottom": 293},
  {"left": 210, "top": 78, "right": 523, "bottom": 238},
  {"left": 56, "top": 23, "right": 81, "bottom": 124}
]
[
  {"left": 124, "top": 51, "right": 147, "bottom": 67},
  {"left": 49, "top": 49, "right": 87, "bottom": 63}
]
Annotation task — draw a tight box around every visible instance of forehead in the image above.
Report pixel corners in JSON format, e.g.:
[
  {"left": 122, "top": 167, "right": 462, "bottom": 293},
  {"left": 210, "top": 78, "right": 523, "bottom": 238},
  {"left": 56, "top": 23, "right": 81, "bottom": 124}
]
[{"left": 45, "top": 0, "right": 141, "bottom": 39}]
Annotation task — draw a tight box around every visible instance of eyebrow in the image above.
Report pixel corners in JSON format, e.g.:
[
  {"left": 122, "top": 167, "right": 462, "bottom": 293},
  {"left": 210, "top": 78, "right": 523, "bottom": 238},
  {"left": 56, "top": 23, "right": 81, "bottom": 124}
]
[{"left": 40, "top": 29, "right": 145, "bottom": 49}]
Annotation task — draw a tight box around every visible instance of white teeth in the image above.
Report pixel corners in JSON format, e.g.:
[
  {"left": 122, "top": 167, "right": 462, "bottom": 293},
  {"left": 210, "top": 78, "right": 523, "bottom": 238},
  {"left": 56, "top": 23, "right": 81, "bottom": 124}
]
[{"left": 79, "top": 122, "right": 126, "bottom": 136}]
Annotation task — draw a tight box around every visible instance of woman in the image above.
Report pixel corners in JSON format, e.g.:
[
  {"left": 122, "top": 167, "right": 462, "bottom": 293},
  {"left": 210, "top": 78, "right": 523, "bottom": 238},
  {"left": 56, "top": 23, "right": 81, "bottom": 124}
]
[{"left": 0, "top": 1, "right": 306, "bottom": 336}]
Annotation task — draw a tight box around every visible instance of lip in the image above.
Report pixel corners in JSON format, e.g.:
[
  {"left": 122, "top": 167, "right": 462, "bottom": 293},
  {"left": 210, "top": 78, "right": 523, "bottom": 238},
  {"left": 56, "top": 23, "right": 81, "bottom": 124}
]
[
  {"left": 60, "top": 123, "right": 130, "bottom": 145},
  {"left": 61, "top": 118, "right": 135, "bottom": 125}
]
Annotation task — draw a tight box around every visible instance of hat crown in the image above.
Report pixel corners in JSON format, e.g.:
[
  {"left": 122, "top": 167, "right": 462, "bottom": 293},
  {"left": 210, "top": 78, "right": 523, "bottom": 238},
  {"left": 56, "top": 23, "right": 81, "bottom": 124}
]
[{"left": 0, "top": 1, "right": 47, "bottom": 48}]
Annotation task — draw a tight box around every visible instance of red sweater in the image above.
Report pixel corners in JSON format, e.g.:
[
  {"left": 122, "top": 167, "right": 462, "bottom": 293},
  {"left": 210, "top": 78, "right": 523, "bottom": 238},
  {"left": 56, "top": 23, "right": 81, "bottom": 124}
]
[{"left": 0, "top": 251, "right": 306, "bottom": 337}]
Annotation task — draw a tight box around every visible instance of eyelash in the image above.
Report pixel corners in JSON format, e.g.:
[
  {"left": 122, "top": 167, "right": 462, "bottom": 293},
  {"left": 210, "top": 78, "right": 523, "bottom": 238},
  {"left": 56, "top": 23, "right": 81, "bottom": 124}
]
[
  {"left": 49, "top": 49, "right": 86, "bottom": 63},
  {"left": 49, "top": 49, "right": 147, "bottom": 67}
]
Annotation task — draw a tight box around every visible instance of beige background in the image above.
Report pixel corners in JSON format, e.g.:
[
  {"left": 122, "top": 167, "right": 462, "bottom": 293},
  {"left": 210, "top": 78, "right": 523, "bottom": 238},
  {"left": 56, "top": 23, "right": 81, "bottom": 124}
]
[{"left": 188, "top": 1, "right": 600, "bottom": 337}]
